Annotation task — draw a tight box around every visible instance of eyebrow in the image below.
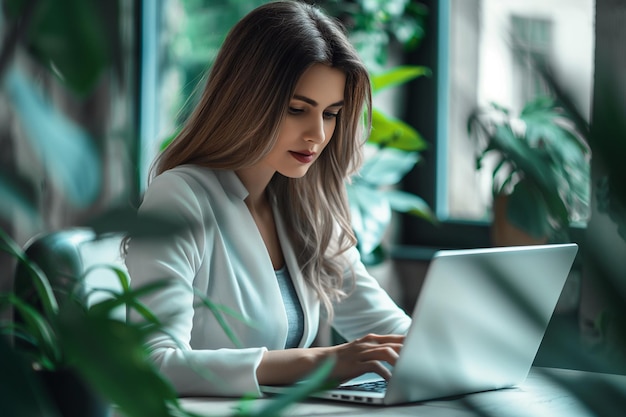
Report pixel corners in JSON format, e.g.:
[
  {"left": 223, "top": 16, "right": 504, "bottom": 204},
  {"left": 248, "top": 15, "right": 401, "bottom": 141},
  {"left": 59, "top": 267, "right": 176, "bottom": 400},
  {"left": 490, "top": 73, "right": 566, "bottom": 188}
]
[{"left": 292, "top": 94, "right": 344, "bottom": 108}]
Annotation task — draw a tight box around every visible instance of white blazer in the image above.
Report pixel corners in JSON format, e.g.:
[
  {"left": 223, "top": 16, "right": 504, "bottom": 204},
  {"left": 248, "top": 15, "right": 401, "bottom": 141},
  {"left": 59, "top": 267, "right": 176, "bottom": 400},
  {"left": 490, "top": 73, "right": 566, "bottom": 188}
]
[{"left": 125, "top": 165, "right": 411, "bottom": 397}]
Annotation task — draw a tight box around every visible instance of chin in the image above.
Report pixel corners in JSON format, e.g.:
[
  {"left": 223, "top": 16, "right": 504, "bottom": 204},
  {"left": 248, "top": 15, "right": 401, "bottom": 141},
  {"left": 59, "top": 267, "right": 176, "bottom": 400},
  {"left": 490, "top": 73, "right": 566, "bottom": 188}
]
[{"left": 280, "top": 168, "right": 310, "bottom": 179}]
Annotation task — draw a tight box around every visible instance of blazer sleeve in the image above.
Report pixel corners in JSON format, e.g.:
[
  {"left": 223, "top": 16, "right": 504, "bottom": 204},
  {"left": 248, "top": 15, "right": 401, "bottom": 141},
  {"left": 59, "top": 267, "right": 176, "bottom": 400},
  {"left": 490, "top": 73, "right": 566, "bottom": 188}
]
[
  {"left": 330, "top": 246, "right": 412, "bottom": 341},
  {"left": 125, "top": 172, "right": 266, "bottom": 397}
]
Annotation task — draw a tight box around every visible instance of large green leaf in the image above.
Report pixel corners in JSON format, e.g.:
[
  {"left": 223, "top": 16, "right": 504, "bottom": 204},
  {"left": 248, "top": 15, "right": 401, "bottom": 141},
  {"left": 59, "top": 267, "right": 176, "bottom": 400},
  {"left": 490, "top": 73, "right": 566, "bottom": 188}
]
[
  {"left": 57, "top": 302, "right": 182, "bottom": 417},
  {"left": 347, "top": 183, "right": 391, "bottom": 256},
  {"left": 368, "top": 108, "right": 427, "bottom": 151},
  {"left": 193, "top": 288, "right": 258, "bottom": 349},
  {"left": 371, "top": 65, "right": 430, "bottom": 94},
  {"left": 0, "top": 229, "right": 60, "bottom": 321},
  {"left": 242, "top": 358, "right": 335, "bottom": 417},
  {"left": 488, "top": 124, "right": 561, "bottom": 196},
  {"left": 382, "top": 188, "right": 436, "bottom": 222},
  {"left": 359, "top": 146, "right": 420, "bottom": 186},
  {"left": 506, "top": 180, "right": 553, "bottom": 239},
  {"left": 87, "top": 280, "right": 171, "bottom": 322},
  {"left": 1, "top": 294, "right": 61, "bottom": 369}
]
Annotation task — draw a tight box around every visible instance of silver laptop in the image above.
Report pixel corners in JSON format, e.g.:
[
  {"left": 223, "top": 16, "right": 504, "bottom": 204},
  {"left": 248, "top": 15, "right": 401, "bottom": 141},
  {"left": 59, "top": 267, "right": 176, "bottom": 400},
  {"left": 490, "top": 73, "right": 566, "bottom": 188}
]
[{"left": 262, "top": 243, "right": 578, "bottom": 405}]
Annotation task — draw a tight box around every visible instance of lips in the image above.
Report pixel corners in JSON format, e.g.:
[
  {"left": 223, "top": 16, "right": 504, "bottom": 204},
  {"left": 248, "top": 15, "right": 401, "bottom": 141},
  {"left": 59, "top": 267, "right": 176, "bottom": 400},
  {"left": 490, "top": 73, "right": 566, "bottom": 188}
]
[{"left": 289, "top": 151, "right": 315, "bottom": 164}]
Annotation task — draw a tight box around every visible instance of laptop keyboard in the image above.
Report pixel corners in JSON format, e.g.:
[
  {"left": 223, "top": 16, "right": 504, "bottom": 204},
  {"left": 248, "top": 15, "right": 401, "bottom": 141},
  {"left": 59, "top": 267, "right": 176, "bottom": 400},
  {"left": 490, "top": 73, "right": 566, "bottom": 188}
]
[{"left": 337, "top": 380, "right": 388, "bottom": 393}]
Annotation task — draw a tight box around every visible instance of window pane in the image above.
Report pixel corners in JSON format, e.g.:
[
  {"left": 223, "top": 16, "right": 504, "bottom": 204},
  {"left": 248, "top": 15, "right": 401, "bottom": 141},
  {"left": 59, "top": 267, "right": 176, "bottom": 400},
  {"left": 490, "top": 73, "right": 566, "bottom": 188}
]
[
  {"left": 440, "top": 0, "right": 595, "bottom": 224},
  {"left": 140, "top": 0, "right": 266, "bottom": 187}
]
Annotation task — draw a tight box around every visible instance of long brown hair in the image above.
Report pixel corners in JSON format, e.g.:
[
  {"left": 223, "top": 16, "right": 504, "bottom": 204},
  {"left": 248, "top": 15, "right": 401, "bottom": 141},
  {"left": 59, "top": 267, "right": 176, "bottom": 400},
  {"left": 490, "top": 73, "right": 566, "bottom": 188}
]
[{"left": 154, "top": 0, "right": 372, "bottom": 318}]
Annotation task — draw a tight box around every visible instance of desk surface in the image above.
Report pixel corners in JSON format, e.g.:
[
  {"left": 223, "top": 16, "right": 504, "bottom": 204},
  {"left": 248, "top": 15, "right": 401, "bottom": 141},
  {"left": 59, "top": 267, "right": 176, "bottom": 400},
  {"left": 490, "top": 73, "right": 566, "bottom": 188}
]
[{"left": 179, "top": 367, "right": 626, "bottom": 417}]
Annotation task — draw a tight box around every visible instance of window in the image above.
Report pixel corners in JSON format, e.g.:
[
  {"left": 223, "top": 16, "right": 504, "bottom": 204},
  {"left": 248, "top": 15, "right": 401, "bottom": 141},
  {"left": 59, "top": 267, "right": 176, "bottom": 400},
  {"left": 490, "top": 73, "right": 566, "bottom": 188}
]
[
  {"left": 139, "top": 0, "right": 265, "bottom": 189},
  {"left": 511, "top": 15, "right": 553, "bottom": 105},
  {"left": 400, "top": 0, "right": 595, "bottom": 248}
]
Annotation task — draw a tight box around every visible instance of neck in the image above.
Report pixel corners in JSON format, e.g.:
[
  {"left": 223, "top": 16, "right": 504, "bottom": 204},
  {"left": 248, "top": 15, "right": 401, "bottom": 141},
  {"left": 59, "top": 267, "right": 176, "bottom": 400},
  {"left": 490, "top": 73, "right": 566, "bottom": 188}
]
[{"left": 235, "top": 166, "right": 275, "bottom": 210}]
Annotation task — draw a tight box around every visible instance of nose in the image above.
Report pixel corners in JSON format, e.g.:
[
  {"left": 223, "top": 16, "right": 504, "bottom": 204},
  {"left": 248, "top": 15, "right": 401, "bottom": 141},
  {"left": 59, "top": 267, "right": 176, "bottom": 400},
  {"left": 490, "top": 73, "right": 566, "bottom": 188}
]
[{"left": 304, "top": 115, "right": 326, "bottom": 144}]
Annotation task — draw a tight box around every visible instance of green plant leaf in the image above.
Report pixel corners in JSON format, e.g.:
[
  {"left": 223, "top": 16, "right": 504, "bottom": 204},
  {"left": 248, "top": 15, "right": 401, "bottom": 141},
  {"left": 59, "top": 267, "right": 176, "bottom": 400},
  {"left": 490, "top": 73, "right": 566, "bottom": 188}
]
[
  {"left": 506, "top": 181, "right": 553, "bottom": 239},
  {"left": 57, "top": 302, "right": 183, "bottom": 417},
  {"left": 369, "top": 108, "right": 427, "bottom": 151},
  {"left": 488, "top": 124, "right": 562, "bottom": 197},
  {"left": 1, "top": 228, "right": 61, "bottom": 322},
  {"left": 371, "top": 65, "right": 431, "bottom": 93},
  {"left": 2, "top": 293, "right": 62, "bottom": 369},
  {"left": 359, "top": 146, "right": 420, "bottom": 185},
  {"left": 350, "top": 29, "right": 391, "bottom": 70},
  {"left": 160, "top": 131, "right": 178, "bottom": 151},
  {"left": 0, "top": 227, "right": 27, "bottom": 259},
  {"left": 382, "top": 189, "right": 436, "bottom": 222},
  {"left": 192, "top": 289, "right": 258, "bottom": 349},
  {"left": 0, "top": 320, "right": 38, "bottom": 347},
  {"left": 347, "top": 183, "right": 391, "bottom": 256},
  {"left": 88, "top": 279, "right": 171, "bottom": 321},
  {"left": 84, "top": 263, "right": 130, "bottom": 293},
  {"left": 242, "top": 358, "right": 336, "bottom": 417}
]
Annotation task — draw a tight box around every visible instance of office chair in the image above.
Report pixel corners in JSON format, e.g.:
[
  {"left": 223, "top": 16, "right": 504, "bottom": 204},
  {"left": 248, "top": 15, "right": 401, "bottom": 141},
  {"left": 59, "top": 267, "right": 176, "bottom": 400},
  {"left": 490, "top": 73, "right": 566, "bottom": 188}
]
[{"left": 14, "top": 228, "right": 126, "bottom": 315}]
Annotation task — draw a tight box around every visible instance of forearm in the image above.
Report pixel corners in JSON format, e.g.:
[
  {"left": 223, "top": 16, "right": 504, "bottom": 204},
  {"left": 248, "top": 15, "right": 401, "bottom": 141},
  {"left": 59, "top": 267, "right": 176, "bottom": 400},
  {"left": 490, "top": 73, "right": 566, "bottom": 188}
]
[{"left": 256, "top": 347, "right": 329, "bottom": 385}]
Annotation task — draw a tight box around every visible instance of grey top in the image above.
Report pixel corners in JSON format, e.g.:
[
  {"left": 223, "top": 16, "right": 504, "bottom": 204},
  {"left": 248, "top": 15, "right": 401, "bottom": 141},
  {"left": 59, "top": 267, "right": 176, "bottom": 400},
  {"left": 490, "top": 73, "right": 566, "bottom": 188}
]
[{"left": 275, "top": 266, "right": 305, "bottom": 349}]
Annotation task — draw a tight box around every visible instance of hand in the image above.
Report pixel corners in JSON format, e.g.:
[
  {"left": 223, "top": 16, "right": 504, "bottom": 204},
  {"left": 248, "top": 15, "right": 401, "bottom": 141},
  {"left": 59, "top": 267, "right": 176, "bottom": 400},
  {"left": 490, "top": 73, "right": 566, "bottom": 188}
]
[
  {"left": 256, "top": 333, "right": 404, "bottom": 386},
  {"left": 323, "top": 333, "right": 405, "bottom": 383}
]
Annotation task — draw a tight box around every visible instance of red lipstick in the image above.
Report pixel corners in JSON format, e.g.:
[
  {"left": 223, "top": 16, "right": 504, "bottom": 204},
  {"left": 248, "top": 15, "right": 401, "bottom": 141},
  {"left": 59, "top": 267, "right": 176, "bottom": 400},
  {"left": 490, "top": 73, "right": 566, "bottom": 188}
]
[{"left": 289, "top": 151, "right": 315, "bottom": 164}]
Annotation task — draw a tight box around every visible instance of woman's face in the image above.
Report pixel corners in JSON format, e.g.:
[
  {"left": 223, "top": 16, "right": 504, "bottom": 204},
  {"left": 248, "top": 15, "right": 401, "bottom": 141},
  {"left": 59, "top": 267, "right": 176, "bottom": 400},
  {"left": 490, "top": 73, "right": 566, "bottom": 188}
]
[{"left": 262, "top": 63, "right": 346, "bottom": 178}]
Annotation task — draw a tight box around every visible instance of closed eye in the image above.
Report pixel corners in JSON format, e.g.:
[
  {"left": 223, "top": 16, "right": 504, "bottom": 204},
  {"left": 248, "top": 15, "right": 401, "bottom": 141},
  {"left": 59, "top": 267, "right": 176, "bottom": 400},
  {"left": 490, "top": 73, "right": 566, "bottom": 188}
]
[{"left": 287, "top": 105, "right": 341, "bottom": 119}]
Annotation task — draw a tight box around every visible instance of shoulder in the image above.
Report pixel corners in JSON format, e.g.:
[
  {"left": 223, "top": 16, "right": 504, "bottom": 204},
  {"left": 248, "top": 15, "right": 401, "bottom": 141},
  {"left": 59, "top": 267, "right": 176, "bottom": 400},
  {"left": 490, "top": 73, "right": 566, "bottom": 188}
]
[
  {"left": 150, "top": 165, "right": 219, "bottom": 191},
  {"left": 149, "top": 165, "right": 247, "bottom": 201},
  {"left": 141, "top": 166, "right": 248, "bottom": 221},
  {"left": 139, "top": 166, "right": 220, "bottom": 220},
  {"left": 143, "top": 167, "right": 203, "bottom": 204}
]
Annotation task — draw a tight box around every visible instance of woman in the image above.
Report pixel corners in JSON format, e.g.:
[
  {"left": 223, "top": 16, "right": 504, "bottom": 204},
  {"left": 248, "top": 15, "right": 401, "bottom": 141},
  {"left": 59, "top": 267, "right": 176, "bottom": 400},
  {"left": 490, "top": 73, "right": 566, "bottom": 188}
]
[{"left": 126, "top": 0, "right": 411, "bottom": 397}]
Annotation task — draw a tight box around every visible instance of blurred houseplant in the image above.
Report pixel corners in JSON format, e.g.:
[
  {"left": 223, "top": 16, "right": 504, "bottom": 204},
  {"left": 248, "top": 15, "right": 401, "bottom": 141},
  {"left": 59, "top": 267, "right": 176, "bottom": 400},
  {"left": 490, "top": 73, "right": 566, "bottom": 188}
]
[
  {"left": 320, "top": 0, "right": 427, "bottom": 72},
  {"left": 320, "top": 0, "right": 435, "bottom": 263},
  {"left": 347, "top": 66, "right": 435, "bottom": 263},
  {"left": 467, "top": 96, "right": 591, "bottom": 246},
  {"left": 0, "top": 229, "right": 192, "bottom": 417}
]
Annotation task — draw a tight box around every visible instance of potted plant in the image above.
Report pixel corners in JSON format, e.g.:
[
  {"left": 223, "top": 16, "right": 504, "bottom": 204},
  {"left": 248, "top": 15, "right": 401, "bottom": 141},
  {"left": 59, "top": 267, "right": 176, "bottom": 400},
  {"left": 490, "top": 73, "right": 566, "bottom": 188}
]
[
  {"left": 0, "top": 227, "right": 198, "bottom": 417},
  {"left": 467, "top": 95, "right": 591, "bottom": 246},
  {"left": 319, "top": 0, "right": 435, "bottom": 264},
  {"left": 347, "top": 66, "right": 436, "bottom": 264}
]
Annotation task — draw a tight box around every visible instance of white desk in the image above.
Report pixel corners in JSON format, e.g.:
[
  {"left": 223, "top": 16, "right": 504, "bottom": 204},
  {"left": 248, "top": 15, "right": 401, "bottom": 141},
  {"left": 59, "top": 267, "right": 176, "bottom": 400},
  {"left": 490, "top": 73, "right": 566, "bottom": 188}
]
[{"left": 178, "top": 367, "right": 626, "bottom": 417}]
